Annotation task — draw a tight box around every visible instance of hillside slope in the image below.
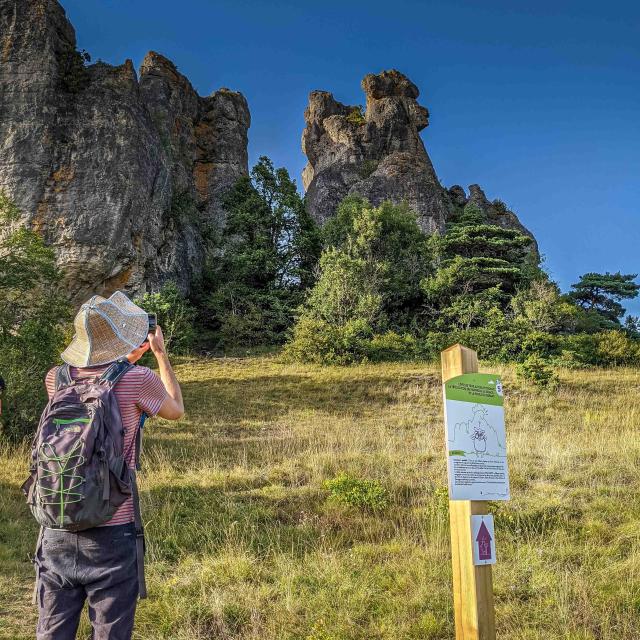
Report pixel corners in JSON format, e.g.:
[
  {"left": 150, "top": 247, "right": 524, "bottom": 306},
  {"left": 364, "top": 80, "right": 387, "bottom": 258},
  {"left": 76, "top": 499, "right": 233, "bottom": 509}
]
[{"left": 1, "top": 357, "right": 639, "bottom": 639}]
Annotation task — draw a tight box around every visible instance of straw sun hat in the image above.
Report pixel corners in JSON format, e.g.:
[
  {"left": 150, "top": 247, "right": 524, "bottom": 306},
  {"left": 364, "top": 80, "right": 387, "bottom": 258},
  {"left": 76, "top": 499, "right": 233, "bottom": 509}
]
[{"left": 61, "top": 291, "right": 151, "bottom": 367}]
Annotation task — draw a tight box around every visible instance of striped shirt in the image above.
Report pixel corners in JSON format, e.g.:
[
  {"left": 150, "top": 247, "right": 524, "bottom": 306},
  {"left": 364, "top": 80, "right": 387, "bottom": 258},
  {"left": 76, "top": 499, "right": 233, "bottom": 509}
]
[{"left": 45, "top": 364, "right": 167, "bottom": 526}]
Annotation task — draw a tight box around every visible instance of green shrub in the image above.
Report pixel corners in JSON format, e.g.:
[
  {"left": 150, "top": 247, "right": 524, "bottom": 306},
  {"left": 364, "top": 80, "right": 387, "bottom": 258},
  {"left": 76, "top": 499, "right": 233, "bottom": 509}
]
[
  {"left": 0, "top": 192, "right": 70, "bottom": 442},
  {"left": 520, "top": 331, "right": 562, "bottom": 359},
  {"left": 168, "top": 190, "right": 199, "bottom": 225},
  {"left": 212, "top": 287, "right": 292, "bottom": 348},
  {"left": 595, "top": 330, "right": 640, "bottom": 366},
  {"left": 283, "top": 317, "right": 339, "bottom": 364},
  {"left": 135, "top": 281, "right": 196, "bottom": 355},
  {"left": 284, "top": 317, "right": 373, "bottom": 365},
  {"left": 516, "top": 355, "right": 558, "bottom": 388},
  {"left": 357, "top": 159, "right": 378, "bottom": 179},
  {"left": 323, "top": 473, "right": 389, "bottom": 511},
  {"left": 59, "top": 47, "right": 91, "bottom": 93},
  {"left": 511, "top": 279, "right": 577, "bottom": 334},
  {"left": 365, "top": 331, "right": 417, "bottom": 362},
  {"left": 558, "top": 330, "right": 640, "bottom": 367},
  {"left": 346, "top": 105, "right": 366, "bottom": 126}
]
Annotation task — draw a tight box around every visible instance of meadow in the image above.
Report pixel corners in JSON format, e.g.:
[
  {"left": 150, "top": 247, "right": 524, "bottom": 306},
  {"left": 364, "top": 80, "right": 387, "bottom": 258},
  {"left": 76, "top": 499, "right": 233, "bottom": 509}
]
[{"left": 1, "top": 355, "right": 639, "bottom": 639}]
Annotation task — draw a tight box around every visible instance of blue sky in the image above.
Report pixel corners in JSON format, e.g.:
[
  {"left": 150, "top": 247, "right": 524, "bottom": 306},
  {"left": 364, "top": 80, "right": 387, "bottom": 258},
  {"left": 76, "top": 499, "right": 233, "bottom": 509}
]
[{"left": 63, "top": 0, "right": 639, "bottom": 314}]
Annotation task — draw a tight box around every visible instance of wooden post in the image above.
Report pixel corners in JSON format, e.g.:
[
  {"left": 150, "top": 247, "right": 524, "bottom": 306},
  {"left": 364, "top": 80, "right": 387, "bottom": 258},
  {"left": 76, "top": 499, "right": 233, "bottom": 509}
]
[{"left": 441, "top": 344, "right": 496, "bottom": 640}]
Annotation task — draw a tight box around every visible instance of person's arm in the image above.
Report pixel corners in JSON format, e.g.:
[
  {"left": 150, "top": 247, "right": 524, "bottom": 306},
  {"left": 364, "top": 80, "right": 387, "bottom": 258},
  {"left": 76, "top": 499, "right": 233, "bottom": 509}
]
[{"left": 148, "top": 326, "right": 184, "bottom": 420}]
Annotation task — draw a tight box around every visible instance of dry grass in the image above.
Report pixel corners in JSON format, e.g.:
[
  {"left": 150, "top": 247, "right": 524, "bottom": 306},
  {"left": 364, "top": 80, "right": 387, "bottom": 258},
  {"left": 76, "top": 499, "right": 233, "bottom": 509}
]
[{"left": 1, "top": 356, "right": 639, "bottom": 639}]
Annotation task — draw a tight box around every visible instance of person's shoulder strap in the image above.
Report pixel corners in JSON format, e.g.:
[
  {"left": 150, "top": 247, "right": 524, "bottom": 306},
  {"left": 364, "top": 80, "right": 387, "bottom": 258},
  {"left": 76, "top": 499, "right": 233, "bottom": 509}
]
[
  {"left": 99, "top": 359, "right": 133, "bottom": 387},
  {"left": 130, "top": 469, "right": 147, "bottom": 599},
  {"left": 54, "top": 365, "right": 72, "bottom": 391}
]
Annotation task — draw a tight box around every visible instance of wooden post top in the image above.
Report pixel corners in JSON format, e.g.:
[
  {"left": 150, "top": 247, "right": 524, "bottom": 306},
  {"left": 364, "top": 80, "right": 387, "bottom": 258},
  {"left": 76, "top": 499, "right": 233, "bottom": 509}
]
[{"left": 441, "top": 343, "right": 479, "bottom": 382}]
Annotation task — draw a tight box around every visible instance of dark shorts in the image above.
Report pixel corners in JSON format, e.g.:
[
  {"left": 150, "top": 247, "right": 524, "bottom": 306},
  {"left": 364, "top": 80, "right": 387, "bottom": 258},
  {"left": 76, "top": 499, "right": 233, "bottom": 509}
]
[{"left": 35, "top": 523, "right": 138, "bottom": 640}]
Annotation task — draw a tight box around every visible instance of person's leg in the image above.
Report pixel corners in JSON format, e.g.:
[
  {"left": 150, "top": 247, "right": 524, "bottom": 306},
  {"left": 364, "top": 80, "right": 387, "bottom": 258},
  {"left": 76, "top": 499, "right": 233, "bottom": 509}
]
[
  {"left": 36, "top": 529, "right": 86, "bottom": 640},
  {"left": 79, "top": 524, "right": 138, "bottom": 640}
]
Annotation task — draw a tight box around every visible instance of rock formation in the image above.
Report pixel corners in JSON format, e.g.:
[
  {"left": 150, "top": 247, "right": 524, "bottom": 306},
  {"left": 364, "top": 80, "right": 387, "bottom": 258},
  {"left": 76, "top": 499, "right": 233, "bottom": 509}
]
[
  {"left": 302, "top": 70, "right": 536, "bottom": 249},
  {"left": 0, "top": 1, "right": 537, "bottom": 303},
  {"left": 0, "top": 0, "right": 249, "bottom": 302}
]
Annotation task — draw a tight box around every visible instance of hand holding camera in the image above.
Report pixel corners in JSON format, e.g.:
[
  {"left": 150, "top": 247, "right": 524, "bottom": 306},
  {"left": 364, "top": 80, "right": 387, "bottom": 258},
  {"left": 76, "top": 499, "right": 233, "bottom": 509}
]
[
  {"left": 143, "top": 313, "right": 166, "bottom": 357},
  {"left": 148, "top": 324, "right": 166, "bottom": 358},
  {"left": 126, "top": 313, "right": 164, "bottom": 364}
]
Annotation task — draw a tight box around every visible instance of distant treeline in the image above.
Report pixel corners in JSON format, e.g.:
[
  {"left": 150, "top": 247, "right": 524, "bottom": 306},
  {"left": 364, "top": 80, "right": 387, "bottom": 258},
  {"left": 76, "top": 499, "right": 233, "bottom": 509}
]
[
  {"left": 0, "top": 159, "right": 638, "bottom": 440},
  {"left": 181, "top": 157, "right": 639, "bottom": 374}
]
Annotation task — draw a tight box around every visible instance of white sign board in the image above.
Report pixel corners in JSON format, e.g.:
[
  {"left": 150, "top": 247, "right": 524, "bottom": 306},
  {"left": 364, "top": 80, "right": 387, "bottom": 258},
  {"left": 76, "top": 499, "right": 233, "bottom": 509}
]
[
  {"left": 443, "top": 373, "right": 510, "bottom": 501},
  {"left": 471, "top": 515, "right": 496, "bottom": 565}
]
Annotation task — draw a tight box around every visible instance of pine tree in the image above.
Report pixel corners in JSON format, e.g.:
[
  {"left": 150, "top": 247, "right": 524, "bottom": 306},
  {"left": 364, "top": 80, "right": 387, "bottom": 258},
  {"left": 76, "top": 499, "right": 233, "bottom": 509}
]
[
  {"left": 421, "top": 204, "right": 535, "bottom": 330},
  {"left": 569, "top": 272, "right": 639, "bottom": 326}
]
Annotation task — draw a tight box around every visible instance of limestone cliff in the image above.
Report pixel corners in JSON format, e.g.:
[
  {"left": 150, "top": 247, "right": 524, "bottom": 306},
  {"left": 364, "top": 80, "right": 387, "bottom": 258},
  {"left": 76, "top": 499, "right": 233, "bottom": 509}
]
[
  {"left": 302, "top": 70, "right": 536, "bottom": 249},
  {"left": 0, "top": 0, "right": 249, "bottom": 301}
]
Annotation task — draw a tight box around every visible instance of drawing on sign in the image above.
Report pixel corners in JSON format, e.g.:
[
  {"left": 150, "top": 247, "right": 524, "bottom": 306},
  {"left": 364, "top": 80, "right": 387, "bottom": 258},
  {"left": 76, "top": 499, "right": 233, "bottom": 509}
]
[
  {"left": 444, "top": 374, "right": 510, "bottom": 501},
  {"left": 448, "top": 403, "right": 505, "bottom": 457},
  {"left": 471, "top": 514, "right": 496, "bottom": 565}
]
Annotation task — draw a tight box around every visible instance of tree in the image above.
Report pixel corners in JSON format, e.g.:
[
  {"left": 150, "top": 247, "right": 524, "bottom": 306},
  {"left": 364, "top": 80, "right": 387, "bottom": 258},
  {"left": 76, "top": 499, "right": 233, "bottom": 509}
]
[
  {"left": 510, "top": 279, "right": 577, "bottom": 334},
  {"left": 624, "top": 315, "right": 640, "bottom": 338},
  {"left": 135, "top": 282, "right": 196, "bottom": 355},
  {"left": 421, "top": 204, "right": 535, "bottom": 330},
  {"left": 568, "top": 272, "right": 639, "bottom": 327},
  {"left": 0, "top": 192, "right": 70, "bottom": 441},
  {"left": 286, "top": 198, "right": 430, "bottom": 363},
  {"left": 322, "top": 196, "right": 433, "bottom": 329},
  {"left": 203, "top": 157, "right": 321, "bottom": 347}
]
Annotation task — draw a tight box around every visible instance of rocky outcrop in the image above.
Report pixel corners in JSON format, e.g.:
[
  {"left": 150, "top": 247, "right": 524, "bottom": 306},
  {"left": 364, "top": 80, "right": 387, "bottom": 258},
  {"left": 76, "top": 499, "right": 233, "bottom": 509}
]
[
  {"left": 302, "top": 70, "right": 536, "bottom": 247},
  {"left": 302, "top": 70, "right": 448, "bottom": 232},
  {"left": 0, "top": 0, "right": 249, "bottom": 302}
]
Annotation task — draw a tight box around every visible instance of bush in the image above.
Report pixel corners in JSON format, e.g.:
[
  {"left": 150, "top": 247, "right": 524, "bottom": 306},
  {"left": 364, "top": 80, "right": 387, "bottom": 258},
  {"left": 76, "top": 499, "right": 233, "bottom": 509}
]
[
  {"left": 212, "top": 287, "right": 293, "bottom": 348},
  {"left": 135, "top": 281, "right": 196, "bottom": 355},
  {"left": 0, "top": 192, "right": 70, "bottom": 442},
  {"left": 520, "top": 331, "right": 563, "bottom": 360},
  {"left": 285, "top": 317, "right": 420, "bottom": 365},
  {"left": 284, "top": 317, "right": 373, "bottom": 365},
  {"left": 558, "top": 331, "right": 640, "bottom": 367},
  {"left": 323, "top": 473, "right": 389, "bottom": 511},
  {"left": 516, "top": 355, "right": 558, "bottom": 388},
  {"left": 595, "top": 330, "right": 640, "bottom": 366},
  {"left": 346, "top": 105, "right": 366, "bottom": 126},
  {"left": 365, "top": 331, "right": 417, "bottom": 362},
  {"left": 511, "top": 279, "right": 578, "bottom": 334}
]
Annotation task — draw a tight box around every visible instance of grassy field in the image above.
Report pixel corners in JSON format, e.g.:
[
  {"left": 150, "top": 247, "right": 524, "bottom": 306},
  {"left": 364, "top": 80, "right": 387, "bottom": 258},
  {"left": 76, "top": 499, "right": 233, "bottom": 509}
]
[{"left": 1, "top": 355, "right": 639, "bottom": 639}]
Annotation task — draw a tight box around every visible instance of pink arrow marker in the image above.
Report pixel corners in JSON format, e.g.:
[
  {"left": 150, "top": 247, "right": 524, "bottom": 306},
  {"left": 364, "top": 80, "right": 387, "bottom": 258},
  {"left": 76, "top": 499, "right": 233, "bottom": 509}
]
[{"left": 476, "top": 521, "right": 493, "bottom": 561}]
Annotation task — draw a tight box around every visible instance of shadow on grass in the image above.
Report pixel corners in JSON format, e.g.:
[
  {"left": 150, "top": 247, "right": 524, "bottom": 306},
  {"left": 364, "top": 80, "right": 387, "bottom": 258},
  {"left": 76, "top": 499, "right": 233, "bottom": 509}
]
[
  {"left": 143, "top": 480, "right": 422, "bottom": 564},
  {"left": 179, "top": 370, "right": 440, "bottom": 425},
  {"left": 143, "top": 369, "right": 440, "bottom": 463}
]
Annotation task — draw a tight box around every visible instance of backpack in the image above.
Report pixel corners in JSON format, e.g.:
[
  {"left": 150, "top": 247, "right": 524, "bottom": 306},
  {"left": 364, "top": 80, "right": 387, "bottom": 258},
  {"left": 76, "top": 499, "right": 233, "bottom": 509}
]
[
  {"left": 22, "top": 360, "right": 148, "bottom": 597},
  {"left": 22, "top": 360, "right": 136, "bottom": 530}
]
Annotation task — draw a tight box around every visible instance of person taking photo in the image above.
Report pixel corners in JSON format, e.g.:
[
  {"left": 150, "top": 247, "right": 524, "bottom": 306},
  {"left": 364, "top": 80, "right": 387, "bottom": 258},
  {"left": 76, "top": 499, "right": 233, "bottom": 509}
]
[{"left": 24, "top": 291, "right": 184, "bottom": 640}]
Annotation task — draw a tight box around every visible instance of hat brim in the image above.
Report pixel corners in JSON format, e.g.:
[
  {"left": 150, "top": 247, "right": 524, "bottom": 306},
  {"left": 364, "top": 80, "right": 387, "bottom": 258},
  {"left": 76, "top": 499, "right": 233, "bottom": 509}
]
[
  {"left": 61, "top": 290, "right": 150, "bottom": 367},
  {"left": 61, "top": 334, "right": 145, "bottom": 367}
]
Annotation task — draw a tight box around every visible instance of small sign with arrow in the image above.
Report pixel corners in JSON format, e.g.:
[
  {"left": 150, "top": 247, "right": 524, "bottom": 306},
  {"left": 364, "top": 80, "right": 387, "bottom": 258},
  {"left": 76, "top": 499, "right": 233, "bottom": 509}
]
[{"left": 471, "top": 515, "right": 496, "bottom": 566}]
